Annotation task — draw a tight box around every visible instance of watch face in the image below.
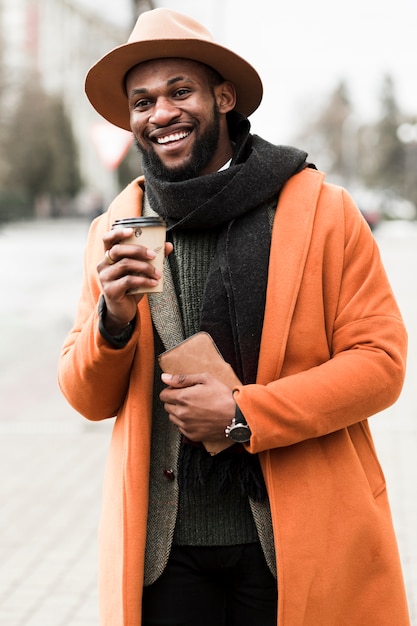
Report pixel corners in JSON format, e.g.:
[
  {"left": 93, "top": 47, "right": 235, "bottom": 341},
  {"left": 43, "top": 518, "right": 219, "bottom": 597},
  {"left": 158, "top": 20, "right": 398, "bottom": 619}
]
[{"left": 228, "top": 424, "right": 251, "bottom": 443}]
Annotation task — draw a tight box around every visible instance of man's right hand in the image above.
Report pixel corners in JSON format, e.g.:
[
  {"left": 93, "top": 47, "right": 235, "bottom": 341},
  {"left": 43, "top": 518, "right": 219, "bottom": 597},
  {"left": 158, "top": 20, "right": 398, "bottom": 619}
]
[{"left": 97, "top": 227, "right": 173, "bottom": 335}]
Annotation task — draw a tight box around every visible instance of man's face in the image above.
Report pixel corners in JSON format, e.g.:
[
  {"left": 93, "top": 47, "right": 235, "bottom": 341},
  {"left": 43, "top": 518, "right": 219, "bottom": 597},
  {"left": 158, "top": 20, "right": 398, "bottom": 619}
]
[{"left": 125, "top": 58, "right": 235, "bottom": 181}]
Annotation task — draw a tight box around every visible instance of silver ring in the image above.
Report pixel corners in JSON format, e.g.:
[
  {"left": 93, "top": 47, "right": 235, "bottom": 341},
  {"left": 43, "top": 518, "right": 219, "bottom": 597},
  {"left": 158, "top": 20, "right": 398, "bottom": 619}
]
[{"left": 105, "top": 249, "right": 116, "bottom": 265}]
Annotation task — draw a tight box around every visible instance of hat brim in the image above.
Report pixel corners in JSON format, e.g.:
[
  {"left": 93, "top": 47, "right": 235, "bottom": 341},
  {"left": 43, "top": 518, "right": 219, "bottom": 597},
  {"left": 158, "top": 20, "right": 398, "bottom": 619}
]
[{"left": 85, "top": 39, "right": 263, "bottom": 131}]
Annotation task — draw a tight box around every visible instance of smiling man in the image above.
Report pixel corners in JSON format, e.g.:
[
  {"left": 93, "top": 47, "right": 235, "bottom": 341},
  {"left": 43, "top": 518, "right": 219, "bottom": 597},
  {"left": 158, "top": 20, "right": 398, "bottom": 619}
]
[
  {"left": 127, "top": 59, "right": 235, "bottom": 181},
  {"left": 58, "top": 8, "right": 410, "bottom": 626}
]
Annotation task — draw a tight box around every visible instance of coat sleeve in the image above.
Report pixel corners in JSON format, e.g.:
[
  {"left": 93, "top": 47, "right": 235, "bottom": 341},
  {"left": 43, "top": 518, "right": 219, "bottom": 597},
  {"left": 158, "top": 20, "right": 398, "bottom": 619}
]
[
  {"left": 236, "top": 184, "right": 408, "bottom": 453},
  {"left": 58, "top": 203, "right": 153, "bottom": 421}
]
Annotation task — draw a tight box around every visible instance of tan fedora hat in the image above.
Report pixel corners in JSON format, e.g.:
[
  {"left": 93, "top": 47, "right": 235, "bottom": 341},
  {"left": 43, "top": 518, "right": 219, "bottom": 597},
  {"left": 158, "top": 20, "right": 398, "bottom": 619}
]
[{"left": 85, "top": 8, "right": 263, "bottom": 131}]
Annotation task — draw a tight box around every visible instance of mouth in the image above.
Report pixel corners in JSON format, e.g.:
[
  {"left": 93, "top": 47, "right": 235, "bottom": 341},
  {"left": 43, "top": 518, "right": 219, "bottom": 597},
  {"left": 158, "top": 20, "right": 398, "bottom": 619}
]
[{"left": 154, "top": 130, "right": 191, "bottom": 145}]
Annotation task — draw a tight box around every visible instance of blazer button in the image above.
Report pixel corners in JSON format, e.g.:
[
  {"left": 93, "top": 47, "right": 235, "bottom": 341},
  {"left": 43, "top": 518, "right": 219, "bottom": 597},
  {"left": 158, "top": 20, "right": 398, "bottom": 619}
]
[{"left": 163, "top": 469, "right": 175, "bottom": 481}]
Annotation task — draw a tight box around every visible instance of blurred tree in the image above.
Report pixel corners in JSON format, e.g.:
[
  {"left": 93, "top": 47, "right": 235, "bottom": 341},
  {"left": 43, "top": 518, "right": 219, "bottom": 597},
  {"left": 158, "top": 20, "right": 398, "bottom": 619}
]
[
  {"left": 3, "top": 75, "right": 82, "bottom": 218},
  {"left": 130, "top": 0, "right": 155, "bottom": 23},
  {"left": 0, "top": 11, "right": 7, "bottom": 183},
  {"left": 318, "top": 81, "right": 353, "bottom": 177},
  {"left": 292, "top": 73, "right": 417, "bottom": 215},
  {"left": 363, "top": 74, "right": 405, "bottom": 194},
  {"left": 396, "top": 120, "right": 417, "bottom": 210},
  {"left": 118, "top": 143, "right": 143, "bottom": 189},
  {"left": 293, "top": 81, "right": 354, "bottom": 182}
]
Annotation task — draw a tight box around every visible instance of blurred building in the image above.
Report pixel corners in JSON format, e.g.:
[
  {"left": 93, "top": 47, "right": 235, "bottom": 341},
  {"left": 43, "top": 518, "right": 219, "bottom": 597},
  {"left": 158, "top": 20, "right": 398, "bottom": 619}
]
[{"left": 0, "top": 0, "right": 141, "bottom": 209}]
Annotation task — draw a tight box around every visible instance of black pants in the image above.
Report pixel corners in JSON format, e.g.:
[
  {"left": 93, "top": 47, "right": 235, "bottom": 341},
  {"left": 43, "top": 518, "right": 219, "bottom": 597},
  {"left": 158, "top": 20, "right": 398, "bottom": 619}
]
[{"left": 142, "top": 543, "right": 278, "bottom": 626}]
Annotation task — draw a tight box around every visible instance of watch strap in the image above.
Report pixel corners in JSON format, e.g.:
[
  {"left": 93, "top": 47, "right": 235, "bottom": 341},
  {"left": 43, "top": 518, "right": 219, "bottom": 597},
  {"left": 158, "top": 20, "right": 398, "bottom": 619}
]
[{"left": 234, "top": 403, "right": 248, "bottom": 425}]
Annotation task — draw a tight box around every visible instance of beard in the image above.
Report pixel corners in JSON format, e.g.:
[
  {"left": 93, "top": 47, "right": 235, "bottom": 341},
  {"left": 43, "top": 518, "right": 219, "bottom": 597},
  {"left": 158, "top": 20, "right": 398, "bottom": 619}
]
[{"left": 135, "top": 104, "right": 221, "bottom": 182}]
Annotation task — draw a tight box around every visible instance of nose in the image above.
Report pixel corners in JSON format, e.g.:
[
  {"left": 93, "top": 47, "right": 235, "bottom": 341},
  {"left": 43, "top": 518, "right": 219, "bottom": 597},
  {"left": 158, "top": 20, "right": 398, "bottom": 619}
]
[{"left": 149, "top": 97, "right": 181, "bottom": 126}]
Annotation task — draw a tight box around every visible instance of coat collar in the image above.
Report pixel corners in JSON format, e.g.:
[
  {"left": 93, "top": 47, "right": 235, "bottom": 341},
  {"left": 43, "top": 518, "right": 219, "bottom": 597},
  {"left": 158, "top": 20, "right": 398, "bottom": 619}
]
[
  {"left": 257, "top": 167, "right": 325, "bottom": 384},
  {"left": 107, "top": 168, "right": 325, "bottom": 366}
]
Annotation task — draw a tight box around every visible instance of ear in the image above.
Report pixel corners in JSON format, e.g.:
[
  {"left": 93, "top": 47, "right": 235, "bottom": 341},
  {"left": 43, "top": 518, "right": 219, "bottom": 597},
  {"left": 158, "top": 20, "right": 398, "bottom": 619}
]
[{"left": 215, "top": 81, "right": 236, "bottom": 113}]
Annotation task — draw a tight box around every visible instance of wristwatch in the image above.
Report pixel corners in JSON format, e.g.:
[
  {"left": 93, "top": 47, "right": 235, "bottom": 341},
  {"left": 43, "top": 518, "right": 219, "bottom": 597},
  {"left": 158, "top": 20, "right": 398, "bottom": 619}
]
[{"left": 225, "top": 405, "right": 252, "bottom": 443}]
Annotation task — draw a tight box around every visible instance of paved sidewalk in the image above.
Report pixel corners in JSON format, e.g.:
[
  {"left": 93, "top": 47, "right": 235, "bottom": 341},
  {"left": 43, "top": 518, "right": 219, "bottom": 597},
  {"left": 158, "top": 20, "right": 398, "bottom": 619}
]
[
  {"left": 0, "top": 218, "right": 416, "bottom": 625},
  {"left": 0, "top": 218, "right": 112, "bottom": 625},
  {"left": 0, "top": 428, "right": 111, "bottom": 626},
  {"left": 370, "top": 221, "right": 417, "bottom": 625}
]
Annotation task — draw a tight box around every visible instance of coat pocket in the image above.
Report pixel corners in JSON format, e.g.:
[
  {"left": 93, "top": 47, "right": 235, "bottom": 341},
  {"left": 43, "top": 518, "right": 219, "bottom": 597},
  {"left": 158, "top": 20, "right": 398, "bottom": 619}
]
[{"left": 347, "top": 420, "right": 386, "bottom": 497}]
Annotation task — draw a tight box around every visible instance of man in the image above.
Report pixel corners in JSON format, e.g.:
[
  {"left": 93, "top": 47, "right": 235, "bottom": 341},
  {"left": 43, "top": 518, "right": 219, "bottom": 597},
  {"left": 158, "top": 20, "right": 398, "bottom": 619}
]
[{"left": 58, "top": 8, "right": 410, "bottom": 626}]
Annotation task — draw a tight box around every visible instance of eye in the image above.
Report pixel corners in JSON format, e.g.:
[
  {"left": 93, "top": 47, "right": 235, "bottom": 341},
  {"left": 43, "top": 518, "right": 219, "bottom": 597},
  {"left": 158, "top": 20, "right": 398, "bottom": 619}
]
[
  {"left": 131, "top": 97, "right": 153, "bottom": 111},
  {"left": 173, "top": 87, "right": 191, "bottom": 99}
]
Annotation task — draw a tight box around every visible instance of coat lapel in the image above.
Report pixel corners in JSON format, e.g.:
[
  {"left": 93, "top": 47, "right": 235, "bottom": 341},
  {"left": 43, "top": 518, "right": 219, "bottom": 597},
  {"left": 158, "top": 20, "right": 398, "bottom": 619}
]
[
  {"left": 108, "top": 177, "right": 184, "bottom": 350},
  {"left": 142, "top": 193, "right": 184, "bottom": 350},
  {"left": 257, "top": 168, "right": 325, "bottom": 384}
]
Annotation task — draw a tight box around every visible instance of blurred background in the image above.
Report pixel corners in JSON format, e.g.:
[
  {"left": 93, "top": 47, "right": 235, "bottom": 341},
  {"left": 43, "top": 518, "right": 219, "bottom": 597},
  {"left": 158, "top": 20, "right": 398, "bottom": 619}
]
[
  {"left": 0, "top": 1, "right": 416, "bottom": 624},
  {"left": 1, "top": 0, "right": 417, "bottom": 223}
]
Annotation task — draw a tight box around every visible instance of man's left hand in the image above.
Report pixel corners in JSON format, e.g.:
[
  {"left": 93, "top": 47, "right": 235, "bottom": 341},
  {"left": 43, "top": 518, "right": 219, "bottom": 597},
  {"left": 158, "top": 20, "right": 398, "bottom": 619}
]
[{"left": 160, "top": 373, "right": 236, "bottom": 444}]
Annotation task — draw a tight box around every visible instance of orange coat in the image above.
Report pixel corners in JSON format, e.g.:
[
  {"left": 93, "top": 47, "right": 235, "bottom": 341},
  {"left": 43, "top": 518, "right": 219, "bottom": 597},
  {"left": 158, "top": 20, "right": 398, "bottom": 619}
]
[{"left": 59, "top": 168, "right": 410, "bottom": 625}]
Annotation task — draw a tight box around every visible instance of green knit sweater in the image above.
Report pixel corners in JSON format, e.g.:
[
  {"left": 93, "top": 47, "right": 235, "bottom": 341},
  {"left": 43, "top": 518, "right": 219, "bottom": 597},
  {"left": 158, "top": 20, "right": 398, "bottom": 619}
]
[{"left": 169, "top": 227, "right": 259, "bottom": 546}]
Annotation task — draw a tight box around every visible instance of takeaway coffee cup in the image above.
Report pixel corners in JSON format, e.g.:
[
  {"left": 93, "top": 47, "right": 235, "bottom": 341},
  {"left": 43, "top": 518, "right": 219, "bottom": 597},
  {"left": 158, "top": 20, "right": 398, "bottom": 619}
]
[{"left": 112, "top": 216, "right": 166, "bottom": 293}]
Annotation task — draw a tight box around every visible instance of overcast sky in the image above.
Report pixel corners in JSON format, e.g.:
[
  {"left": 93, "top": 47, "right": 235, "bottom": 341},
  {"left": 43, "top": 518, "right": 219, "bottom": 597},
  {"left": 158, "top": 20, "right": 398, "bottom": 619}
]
[{"left": 81, "top": 0, "right": 417, "bottom": 143}]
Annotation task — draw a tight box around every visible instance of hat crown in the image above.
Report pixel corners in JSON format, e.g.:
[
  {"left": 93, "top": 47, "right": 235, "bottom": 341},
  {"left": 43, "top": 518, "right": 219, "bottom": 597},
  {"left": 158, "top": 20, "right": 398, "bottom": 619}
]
[
  {"left": 127, "top": 9, "right": 214, "bottom": 45},
  {"left": 85, "top": 8, "right": 263, "bottom": 131}
]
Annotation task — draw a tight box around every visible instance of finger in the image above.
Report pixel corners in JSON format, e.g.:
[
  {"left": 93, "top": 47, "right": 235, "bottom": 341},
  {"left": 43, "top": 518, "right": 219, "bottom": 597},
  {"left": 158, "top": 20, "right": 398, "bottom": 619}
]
[
  {"left": 104, "top": 244, "right": 157, "bottom": 267},
  {"left": 104, "top": 249, "right": 116, "bottom": 265},
  {"left": 103, "top": 270, "right": 160, "bottom": 298},
  {"left": 102, "top": 228, "right": 134, "bottom": 248},
  {"left": 100, "top": 250, "right": 161, "bottom": 281},
  {"left": 161, "top": 373, "right": 203, "bottom": 388},
  {"left": 165, "top": 242, "right": 174, "bottom": 257},
  {"left": 166, "top": 409, "right": 181, "bottom": 425},
  {"left": 102, "top": 230, "right": 158, "bottom": 268}
]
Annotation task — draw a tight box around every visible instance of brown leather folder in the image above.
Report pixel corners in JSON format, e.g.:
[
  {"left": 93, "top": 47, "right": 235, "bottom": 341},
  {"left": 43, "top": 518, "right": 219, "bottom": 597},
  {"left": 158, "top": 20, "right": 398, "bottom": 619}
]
[{"left": 158, "top": 332, "right": 241, "bottom": 454}]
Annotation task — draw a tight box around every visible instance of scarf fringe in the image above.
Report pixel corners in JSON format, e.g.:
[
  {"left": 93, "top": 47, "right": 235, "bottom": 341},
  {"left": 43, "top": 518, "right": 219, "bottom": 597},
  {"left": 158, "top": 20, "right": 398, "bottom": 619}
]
[{"left": 178, "top": 440, "right": 267, "bottom": 502}]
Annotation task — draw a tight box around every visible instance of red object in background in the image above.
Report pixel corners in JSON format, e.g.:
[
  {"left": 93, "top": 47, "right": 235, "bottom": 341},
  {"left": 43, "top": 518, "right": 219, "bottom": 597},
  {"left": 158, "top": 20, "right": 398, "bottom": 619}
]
[{"left": 90, "top": 122, "right": 133, "bottom": 170}]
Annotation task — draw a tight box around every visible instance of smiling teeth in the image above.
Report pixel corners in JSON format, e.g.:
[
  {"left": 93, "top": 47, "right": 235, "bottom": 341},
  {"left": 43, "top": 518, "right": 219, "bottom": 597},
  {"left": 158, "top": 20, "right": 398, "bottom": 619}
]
[{"left": 156, "top": 131, "right": 190, "bottom": 144}]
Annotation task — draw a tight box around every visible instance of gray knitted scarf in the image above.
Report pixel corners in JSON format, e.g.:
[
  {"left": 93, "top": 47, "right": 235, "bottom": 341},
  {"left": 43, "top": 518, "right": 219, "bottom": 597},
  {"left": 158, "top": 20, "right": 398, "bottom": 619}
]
[{"left": 144, "top": 114, "right": 308, "bottom": 383}]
